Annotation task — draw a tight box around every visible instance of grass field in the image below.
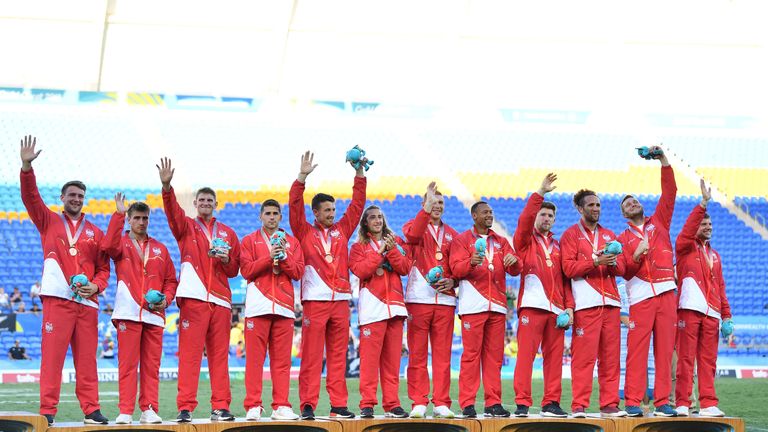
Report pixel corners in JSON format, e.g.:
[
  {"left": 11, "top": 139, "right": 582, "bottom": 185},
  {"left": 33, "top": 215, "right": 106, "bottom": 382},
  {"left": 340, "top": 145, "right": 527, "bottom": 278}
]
[{"left": 0, "top": 378, "right": 765, "bottom": 431}]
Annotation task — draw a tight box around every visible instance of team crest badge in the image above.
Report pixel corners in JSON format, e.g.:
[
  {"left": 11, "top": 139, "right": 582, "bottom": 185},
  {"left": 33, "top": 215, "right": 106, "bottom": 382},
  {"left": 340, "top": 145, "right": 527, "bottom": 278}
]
[
  {"left": 119, "top": 322, "right": 127, "bottom": 332},
  {"left": 575, "top": 327, "right": 584, "bottom": 337},
  {"left": 86, "top": 229, "right": 95, "bottom": 238},
  {"left": 153, "top": 247, "right": 161, "bottom": 256},
  {"left": 446, "top": 234, "right": 453, "bottom": 241},
  {"left": 678, "top": 320, "right": 686, "bottom": 329},
  {"left": 628, "top": 321, "right": 636, "bottom": 330},
  {"left": 304, "top": 317, "right": 310, "bottom": 327},
  {"left": 647, "top": 224, "right": 656, "bottom": 232},
  {"left": 463, "top": 321, "right": 471, "bottom": 330},
  {"left": 181, "top": 319, "right": 190, "bottom": 330},
  {"left": 45, "top": 322, "right": 54, "bottom": 333},
  {"left": 330, "top": 230, "right": 340, "bottom": 238},
  {"left": 521, "top": 315, "right": 529, "bottom": 326},
  {"left": 219, "top": 231, "right": 228, "bottom": 238},
  {"left": 246, "top": 320, "right": 254, "bottom": 330},
  {"left": 362, "top": 328, "right": 371, "bottom": 337},
  {"left": 602, "top": 234, "right": 611, "bottom": 241}
]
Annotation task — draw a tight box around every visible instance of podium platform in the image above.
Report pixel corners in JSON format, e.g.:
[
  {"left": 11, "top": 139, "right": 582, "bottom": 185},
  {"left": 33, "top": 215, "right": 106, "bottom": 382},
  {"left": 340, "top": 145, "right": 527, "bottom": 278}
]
[
  {"left": 49, "top": 421, "right": 196, "bottom": 432},
  {"left": 612, "top": 416, "right": 744, "bottom": 432},
  {"left": 190, "top": 418, "right": 343, "bottom": 432},
  {"left": 336, "top": 416, "right": 480, "bottom": 432},
  {"left": 0, "top": 411, "right": 49, "bottom": 432},
  {"left": 479, "top": 415, "right": 614, "bottom": 432}
]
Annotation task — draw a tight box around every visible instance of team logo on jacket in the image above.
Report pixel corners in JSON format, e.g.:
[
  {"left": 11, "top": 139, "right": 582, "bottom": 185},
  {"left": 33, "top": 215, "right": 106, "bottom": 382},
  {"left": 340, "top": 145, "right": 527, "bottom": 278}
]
[
  {"left": 219, "top": 231, "right": 228, "bottom": 238},
  {"left": 575, "top": 327, "right": 584, "bottom": 337},
  {"left": 152, "top": 247, "right": 162, "bottom": 256},
  {"left": 86, "top": 229, "right": 95, "bottom": 238},
  {"left": 446, "top": 234, "right": 453, "bottom": 241},
  {"left": 678, "top": 320, "right": 686, "bottom": 329},
  {"left": 521, "top": 315, "right": 529, "bottom": 326},
  {"left": 330, "top": 229, "right": 340, "bottom": 238},
  {"left": 646, "top": 224, "right": 656, "bottom": 233},
  {"left": 303, "top": 317, "right": 310, "bottom": 327},
  {"left": 602, "top": 234, "right": 611, "bottom": 241},
  {"left": 246, "top": 320, "right": 254, "bottom": 330},
  {"left": 45, "top": 322, "right": 54, "bottom": 333},
  {"left": 463, "top": 321, "right": 471, "bottom": 330},
  {"left": 119, "top": 322, "right": 127, "bottom": 332},
  {"left": 628, "top": 320, "right": 636, "bottom": 330},
  {"left": 362, "top": 328, "right": 371, "bottom": 338},
  {"left": 181, "top": 319, "right": 190, "bottom": 330}
]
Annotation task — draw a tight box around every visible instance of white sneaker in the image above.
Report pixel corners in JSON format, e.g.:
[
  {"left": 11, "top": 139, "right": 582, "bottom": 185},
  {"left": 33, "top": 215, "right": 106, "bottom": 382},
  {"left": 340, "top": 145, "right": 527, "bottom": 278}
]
[
  {"left": 433, "top": 405, "right": 456, "bottom": 419},
  {"left": 410, "top": 405, "right": 427, "bottom": 418},
  {"left": 140, "top": 408, "right": 162, "bottom": 424},
  {"left": 675, "top": 406, "right": 689, "bottom": 416},
  {"left": 699, "top": 406, "right": 725, "bottom": 417},
  {"left": 115, "top": 413, "right": 133, "bottom": 424},
  {"left": 271, "top": 406, "right": 299, "bottom": 420},
  {"left": 246, "top": 406, "right": 264, "bottom": 421}
]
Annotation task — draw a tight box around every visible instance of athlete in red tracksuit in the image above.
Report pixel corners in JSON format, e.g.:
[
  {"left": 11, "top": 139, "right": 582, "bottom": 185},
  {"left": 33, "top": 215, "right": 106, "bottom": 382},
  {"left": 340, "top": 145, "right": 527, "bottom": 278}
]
[
  {"left": 617, "top": 148, "right": 678, "bottom": 417},
  {"left": 560, "top": 189, "right": 627, "bottom": 418},
  {"left": 103, "top": 195, "right": 178, "bottom": 424},
  {"left": 350, "top": 206, "right": 411, "bottom": 418},
  {"left": 157, "top": 158, "right": 241, "bottom": 422},
  {"left": 240, "top": 199, "right": 304, "bottom": 421},
  {"left": 401, "top": 182, "right": 459, "bottom": 419},
  {"left": 19, "top": 136, "right": 111, "bottom": 426},
  {"left": 512, "top": 174, "right": 573, "bottom": 418},
  {"left": 449, "top": 201, "right": 522, "bottom": 418},
  {"left": 674, "top": 180, "right": 732, "bottom": 417},
  {"left": 289, "top": 151, "right": 367, "bottom": 420}
]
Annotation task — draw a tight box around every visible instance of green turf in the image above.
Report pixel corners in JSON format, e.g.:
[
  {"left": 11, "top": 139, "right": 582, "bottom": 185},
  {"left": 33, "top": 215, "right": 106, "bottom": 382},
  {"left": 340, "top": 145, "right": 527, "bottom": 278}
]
[{"left": 0, "top": 379, "right": 765, "bottom": 431}]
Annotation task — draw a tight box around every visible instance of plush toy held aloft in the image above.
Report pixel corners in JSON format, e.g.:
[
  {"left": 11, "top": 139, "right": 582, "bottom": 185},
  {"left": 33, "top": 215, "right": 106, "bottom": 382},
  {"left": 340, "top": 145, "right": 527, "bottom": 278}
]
[{"left": 345, "top": 145, "right": 374, "bottom": 171}]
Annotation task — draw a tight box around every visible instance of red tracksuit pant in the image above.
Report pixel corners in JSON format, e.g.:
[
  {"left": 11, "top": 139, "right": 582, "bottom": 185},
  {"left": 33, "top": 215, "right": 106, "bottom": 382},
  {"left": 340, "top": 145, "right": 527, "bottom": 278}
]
[
  {"left": 625, "top": 290, "right": 677, "bottom": 407},
  {"left": 675, "top": 309, "right": 720, "bottom": 409},
  {"left": 406, "top": 303, "right": 455, "bottom": 409},
  {"left": 243, "top": 314, "right": 294, "bottom": 410},
  {"left": 40, "top": 296, "right": 100, "bottom": 416},
  {"left": 176, "top": 298, "right": 231, "bottom": 412},
  {"left": 359, "top": 317, "right": 406, "bottom": 410},
  {"left": 514, "top": 307, "right": 564, "bottom": 407},
  {"left": 571, "top": 306, "right": 621, "bottom": 411},
  {"left": 114, "top": 319, "right": 163, "bottom": 414},
  {"left": 458, "top": 311, "right": 505, "bottom": 409},
  {"left": 298, "top": 300, "right": 350, "bottom": 410}
]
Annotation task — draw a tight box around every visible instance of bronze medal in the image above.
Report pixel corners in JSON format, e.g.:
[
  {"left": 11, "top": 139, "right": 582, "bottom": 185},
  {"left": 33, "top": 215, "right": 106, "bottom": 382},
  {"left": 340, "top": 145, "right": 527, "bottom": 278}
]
[
  {"left": 488, "top": 263, "right": 494, "bottom": 271},
  {"left": 376, "top": 268, "right": 384, "bottom": 276},
  {"left": 325, "top": 254, "right": 334, "bottom": 264},
  {"left": 273, "top": 266, "right": 281, "bottom": 275},
  {"left": 69, "top": 246, "right": 78, "bottom": 256},
  {"left": 546, "top": 258, "right": 553, "bottom": 267},
  {"left": 435, "top": 251, "right": 444, "bottom": 261}
]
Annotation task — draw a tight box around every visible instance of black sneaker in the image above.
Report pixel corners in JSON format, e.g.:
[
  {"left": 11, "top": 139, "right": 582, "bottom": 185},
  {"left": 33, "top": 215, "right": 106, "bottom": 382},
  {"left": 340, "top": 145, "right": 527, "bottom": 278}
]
[
  {"left": 43, "top": 414, "right": 55, "bottom": 426},
  {"left": 301, "top": 405, "right": 315, "bottom": 420},
  {"left": 176, "top": 410, "right": 192, "bottom": 422},
  {"left": 84, "top": 409, "right": 109, "bottom": 424},
  {"left": 461, "top": 405, "right": 477, "bottom": 418},
  {"left": 330, "top": 406, "right": 356, "bottom": 419},
  {"left": 211, "top": 409, "right": 235, "bottom": 421},
  {"left": 514, "top": 404, "right": 529, "bottom": 417},
  {"left": 541, "top": 402, "right": 568, "bottom": 418},
  {"left": 385, "top": 407, "right": 408, "bottom": 418},
  {"left": 484, "top": 404, "right": 511, "bottom": 417},
  {"left": 361, "top": 407, "right": 374, "bottom": 418}
]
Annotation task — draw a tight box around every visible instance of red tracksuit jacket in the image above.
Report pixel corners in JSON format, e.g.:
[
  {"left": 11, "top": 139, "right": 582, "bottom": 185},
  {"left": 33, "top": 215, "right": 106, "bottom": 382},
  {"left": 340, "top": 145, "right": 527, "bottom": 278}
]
[
  {"left": 102, "top": 212, "right": 178, "bottom": 327},
  {"left": 449, "top": 228, "right": 522, "bottom": 316},
  {"left": 675, "top": 205, "right": 731, "bottom": 320},
  {"left": 349, "top": 236, "right": 410, "bottom": 325},
  {"left": 513, "top": 192, "right": 573, "bottom": 314},
  {"left": 162, "top": 187, "right": 240, "bottom": 307},
  {"left": 288, "top": 177, "right": 366, "bottom": 301},
  {"left": 402, "top": 210, "right": 459, "bottom": 306},
  {"left": 21, "top": 169, "right": 110, "bottom": 308},
  {"left": 240, "top": 228, "right": 304, "bottom": 319},
  {"left": 561, "top": 221, "right": 625, "bottom": 311},
  {"left": 618, "top": 165, "right": 677, "bottom": 306}
]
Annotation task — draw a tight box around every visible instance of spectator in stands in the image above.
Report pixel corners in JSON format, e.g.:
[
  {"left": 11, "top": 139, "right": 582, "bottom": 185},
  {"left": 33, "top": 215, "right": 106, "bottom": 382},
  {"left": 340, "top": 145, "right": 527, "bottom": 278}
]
[
  {"left": 400, "top": 182, "right": 460, "bottom": 419},
  {"left": 350, "top": 205, "right": 410, "bottom": 418},
  {"left": 102, "top": 194, "right": 178, "bottom": 425},
  {"left": 10, "top": 287, "right": 22, "bottom": 304},
  {"left": 16, "top": 302, "right": 26, "bottom": 313},
  {"left": 31, "top": 303, "right": 41, "bottom": 316},
  {"left": 29, "top": 280, "right": 41, "bottom": 304},
  {"left": 560, "top": 188, "right": 627, "bottom": 418},
  {"left": 157, "top": 157, "right": 241, "bottom": 423},
  {"left": 100, "top": 336, "right": 115, "bottom": 359},
  {"left": 235, "top": 341, "right": 245, "bottom": 360},
  {"left": 8, "top": 340, "right": 30, "bottom": 360},
  {"left": 289, "top": 151, "right": 368, "bottom": 420},
  {"left": 511, "top": 173, "right": 572, "bottom": 418},
  {"left": 0, "top": 287, "right": 10, "bottom": 311},
  {"left": 102, "top": 303, "right": 114, "bottom": 315},
  {"left": 674, "top": 179, "right": 732, "bottom": 417},
  {"left": 20, "top": 135, "right": 110, "bottom": 426},
  {"left": 449, "top": 201, "right": 522, "bottom": 418},
  {"left": 239, "top": 199, "right": 304, "bottom": 421},
  {"left": 618, "top": 146, "right": 678, "bottom": 418}
]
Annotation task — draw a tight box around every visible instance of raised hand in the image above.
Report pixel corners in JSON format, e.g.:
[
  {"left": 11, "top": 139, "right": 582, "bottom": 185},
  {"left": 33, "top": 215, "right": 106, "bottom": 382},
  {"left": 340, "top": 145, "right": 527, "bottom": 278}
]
[
  {"left": 20, "top": 135, "right": 42, "bottom": 171},
  {"left": 700, "top": 178, "right": 712, "bottom": 206},
  {"left": 298, "top": 151, "right": 318, "bottom": 182},
  {"left": 650, "top": 144, "right": 670, "bottom": 166},
  {"left": 538, "top": 172, "right": 557, "bottom": 195},
  {"left": 156, "top": 157, "right": 175, "bottom": 191},
  {"left": 423, "top": 181, "right": 439, "bottom": 212},
  {"left": 114, "top": 192, "right": 127, "bottom": 214}
]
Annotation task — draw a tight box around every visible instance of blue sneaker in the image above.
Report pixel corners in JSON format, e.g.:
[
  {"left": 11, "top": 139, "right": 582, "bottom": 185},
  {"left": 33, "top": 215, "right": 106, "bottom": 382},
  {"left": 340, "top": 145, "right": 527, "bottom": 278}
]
[
  {"left": 654, "top": 404, "right": 678, "bottom": 417},
  {"left": 625, "top": 406, "right": 644, "bottom": 417}
]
